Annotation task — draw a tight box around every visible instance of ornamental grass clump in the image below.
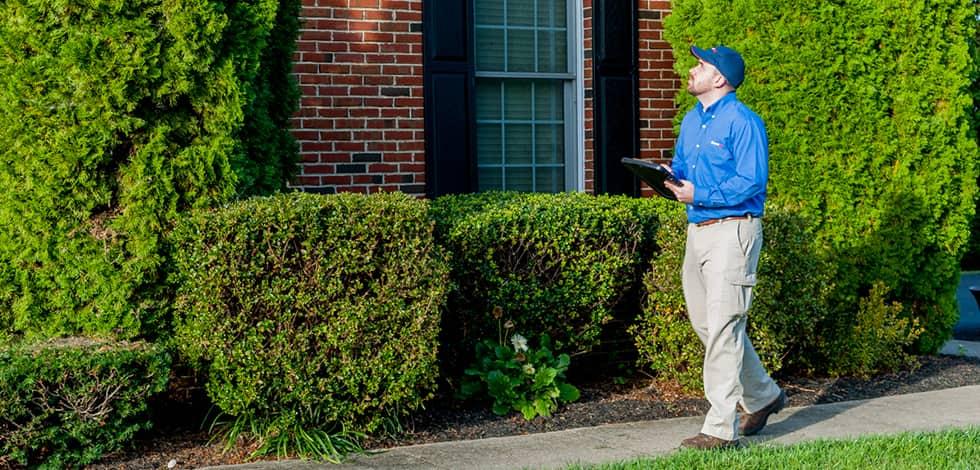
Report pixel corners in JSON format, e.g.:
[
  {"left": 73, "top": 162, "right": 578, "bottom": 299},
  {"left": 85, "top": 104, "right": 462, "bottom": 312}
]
[{"left": 170, "top": 192, "right": 448, "bottom": 461}]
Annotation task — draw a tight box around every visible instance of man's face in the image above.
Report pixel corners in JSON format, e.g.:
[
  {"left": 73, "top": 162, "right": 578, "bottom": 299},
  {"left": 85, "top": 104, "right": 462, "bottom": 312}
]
[{"left": 687, "top": 59, "right": 724, "bottom": 96}]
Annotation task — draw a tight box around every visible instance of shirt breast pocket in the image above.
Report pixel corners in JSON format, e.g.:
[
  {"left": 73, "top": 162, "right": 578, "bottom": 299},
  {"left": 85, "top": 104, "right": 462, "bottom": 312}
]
[{"left": 706, "top": 142, "right": 734, "bottom": 165}]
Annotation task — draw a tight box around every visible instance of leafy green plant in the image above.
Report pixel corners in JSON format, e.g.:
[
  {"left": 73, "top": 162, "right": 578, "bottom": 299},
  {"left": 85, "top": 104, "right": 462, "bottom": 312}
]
[
  {"left": 827, "top": 282, "right": 923, "bottom": 378},
  {"left": 459, "top": 307, "right": 581, "bottom": 420}
]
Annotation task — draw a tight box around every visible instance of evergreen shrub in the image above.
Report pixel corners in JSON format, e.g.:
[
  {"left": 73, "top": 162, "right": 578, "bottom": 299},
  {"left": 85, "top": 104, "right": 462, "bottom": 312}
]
[
  {"left": 664, "top": 0, "right": 978, "bottom": 356},
  {"left": 430, "top": 192, "right": 659, "bottom": 369},
  {"left": 170, "top": 192, "right": 448, "bottom": 450},
  {"left": 0, "top": 0, "right": 300, "bottom": 341},
  {"left": 0, "top": 339, "right": 170, "bottom": 468},
  {"left": 963, "top": 8, "right": 979, "bottom": 270}
]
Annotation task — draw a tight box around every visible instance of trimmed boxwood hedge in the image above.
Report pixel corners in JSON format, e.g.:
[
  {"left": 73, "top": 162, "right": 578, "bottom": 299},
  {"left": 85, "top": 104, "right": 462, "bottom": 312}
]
[
  {"left": 0, "top": 339, "right": 170, "bottom": 469},
  {"left": 170, "top": 192, "right": 448, "bottom": 444},
  {"left": 430, "top": 192, "right": 660, "bottom": 371}
]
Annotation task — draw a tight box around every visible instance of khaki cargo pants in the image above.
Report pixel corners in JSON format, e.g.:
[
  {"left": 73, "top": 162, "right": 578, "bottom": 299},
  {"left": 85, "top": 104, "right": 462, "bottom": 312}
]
[{"left": 682, "top": 216, "right": 782, "bottom": 440}]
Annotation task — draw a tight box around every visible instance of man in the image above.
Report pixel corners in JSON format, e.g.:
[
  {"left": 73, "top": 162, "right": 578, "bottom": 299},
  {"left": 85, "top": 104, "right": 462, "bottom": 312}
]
[{"left": 664, "top": 45, "right": 787, "bottom": 450}]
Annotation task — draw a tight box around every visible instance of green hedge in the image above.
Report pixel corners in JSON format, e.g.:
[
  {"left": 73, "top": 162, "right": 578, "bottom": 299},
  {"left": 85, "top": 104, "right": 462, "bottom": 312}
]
[
  {"left": 430, "top": 192, "right": 659, "bottom": 368},
  {"left": 964, "top": 9, "right": 980, "bottom": 271},
  {"left": 0, "top": 0, "right": 300, "bottom": 342},
  {"left": 664, "top": 0, "right": 978, "bottom": 353},
  {"left": 170, "top": 192, "right": 448, "bottom": 444},
  {"left": 631, "top": 201, "right": 922, "bottom": 389},
  {"left": 0, "top": 339, "right": 170, "bottom": 469}
]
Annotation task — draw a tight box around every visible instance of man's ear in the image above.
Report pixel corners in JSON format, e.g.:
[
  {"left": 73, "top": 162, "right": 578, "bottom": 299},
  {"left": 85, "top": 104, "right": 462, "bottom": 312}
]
[{"left": 712, "top": 73, "right": 728, "bottom": 89}]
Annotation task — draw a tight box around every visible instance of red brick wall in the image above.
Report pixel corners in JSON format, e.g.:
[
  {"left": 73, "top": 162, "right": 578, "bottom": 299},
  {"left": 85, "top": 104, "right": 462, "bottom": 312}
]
[
  {"left": 291, "top": 0, "right": 425, "bottom": 195},
  {"left": 290, "top": 1, "right": 679, "bottom": 195},
  {"left": 637, "top": 1, "right": 680, "bottom": 166},
  {"left": 583, "top": 0, "right": 595, "bottom": 193}
]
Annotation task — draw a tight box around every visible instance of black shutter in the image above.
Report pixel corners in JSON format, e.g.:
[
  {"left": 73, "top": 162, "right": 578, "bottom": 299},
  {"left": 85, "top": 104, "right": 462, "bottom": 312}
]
[
  {"left": 423, "top": 0, "right": 475, "bottom": 197},
  {"left": 593, "top": 0, "right": 640, "bottom": 195}
]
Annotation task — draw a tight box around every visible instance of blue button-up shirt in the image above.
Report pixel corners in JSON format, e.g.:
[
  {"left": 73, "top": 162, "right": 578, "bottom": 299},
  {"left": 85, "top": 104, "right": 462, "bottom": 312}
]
[{"left": 670, "top": 92, "right": 769, "bottom": 224}]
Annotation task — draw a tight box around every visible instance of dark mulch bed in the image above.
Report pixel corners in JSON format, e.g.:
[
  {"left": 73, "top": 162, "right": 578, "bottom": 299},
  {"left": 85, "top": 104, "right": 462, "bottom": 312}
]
[{"left": 89, "top": 354, "right": 980, "bottom": 469}]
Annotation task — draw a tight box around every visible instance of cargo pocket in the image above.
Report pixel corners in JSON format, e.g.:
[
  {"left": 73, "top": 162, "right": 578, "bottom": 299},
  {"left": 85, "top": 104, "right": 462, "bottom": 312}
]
[{"left": 725, "top": 271, "right": 757, "bottom": 316}]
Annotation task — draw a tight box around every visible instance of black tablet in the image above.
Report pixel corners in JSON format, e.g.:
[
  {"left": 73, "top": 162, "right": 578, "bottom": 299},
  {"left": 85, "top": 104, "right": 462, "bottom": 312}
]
[{"left": 621, "top": 157, "right": 681, "bottom": 200}]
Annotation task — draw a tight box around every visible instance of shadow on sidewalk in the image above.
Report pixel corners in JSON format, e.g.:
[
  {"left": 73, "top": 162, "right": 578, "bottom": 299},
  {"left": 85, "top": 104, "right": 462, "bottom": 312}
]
[
  {"left": 745, "top": 398, "right": 864, "bottom": 443},
  {"left": 744, "top": 352, "right": 979, "bottom": 443}
]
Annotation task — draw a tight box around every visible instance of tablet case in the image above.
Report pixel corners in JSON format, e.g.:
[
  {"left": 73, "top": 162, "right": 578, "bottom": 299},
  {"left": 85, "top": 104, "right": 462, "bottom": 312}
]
[{"left": 621, "top": 157, "right": 680, "bottom": 200}]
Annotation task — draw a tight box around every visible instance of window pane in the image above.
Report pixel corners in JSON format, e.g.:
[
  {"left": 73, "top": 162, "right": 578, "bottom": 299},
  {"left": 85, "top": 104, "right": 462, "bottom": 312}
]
[
  {"left": 534, "top": 81, "right": 562, "bottom": 120},
  {"left": 476, "top": 27, "right": 505, "bottom": 71},
  {"left": 535, "top": 124, "right": 562, "bottom": 164},
  {"left": 505, "top": 167, "right": 533, "bottom": 191},
  {"left": 537, "top": 30, "right": 566, "bottom": 73},
  {"left": 537, "top": 0, "right": 562, "bottom": 27},
  {"left": 477, "top": 124, "right": 502, "bottom": 165},
  {"left": 479, "top": 166, "right": 504, "bottom": 191},
  {"left": 475, "top": 0, "right": 504, "bottom": 26},
  {"left": 504, "top": 81, "right": 531, "bottom": 120},
  {"left": 507, "top": 28, "right": 535, "bottom": 72},
  {"left": 536, "top": 166, "right": 564, "bottom": 193},
  {"left": 505, "top": 124, "right": 532, "bottom": 164},
  {"left": 476, "top": 80, "right": 501, "bottom": 120},
  {"left": 506, "top": 0, "right": 534, "bottom": 26}
]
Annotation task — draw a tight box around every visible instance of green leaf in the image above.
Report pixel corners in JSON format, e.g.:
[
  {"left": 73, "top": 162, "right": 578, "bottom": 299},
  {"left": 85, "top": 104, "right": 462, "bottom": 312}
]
[
  {"left": 458, "top": 378, "right": 483, "bottom": 399},
  {"left": 558, "top": 383, "right": 580, "bottom": 402},
  {"left": 533, "top": 397, "right": 554, "bottom": 417},
  {"left": 533, "top": 367, "right": 558, "bottom": 389},
  {"left": 519, "top": 401, "right": 537, "bottom": 420},
  {"left": 492, "top": 402, "right": 511, "bottom": 416},
  {"left": 486, "top": 370, "right": 512, "bottom": 398},
  {"left": 539, "top": 334, "right": 552, "bottom": 350},
  {"left": 556, "top": 354, "right": 570, "bottom": 369}
]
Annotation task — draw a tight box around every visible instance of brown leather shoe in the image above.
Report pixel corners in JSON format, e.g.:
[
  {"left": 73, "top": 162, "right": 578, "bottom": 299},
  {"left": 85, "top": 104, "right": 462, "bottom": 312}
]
[
  {"left": 739, "top": 390, "right": 787, "bottom": 436},
  {"left": 680, "top": 433, "right": 740, "bottom": 450}
]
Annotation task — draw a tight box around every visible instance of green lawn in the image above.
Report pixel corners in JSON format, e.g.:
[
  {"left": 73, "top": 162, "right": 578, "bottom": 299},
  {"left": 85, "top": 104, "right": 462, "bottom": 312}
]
[{"left": 569, "top": 427, "right": 980, "bottom": 470}]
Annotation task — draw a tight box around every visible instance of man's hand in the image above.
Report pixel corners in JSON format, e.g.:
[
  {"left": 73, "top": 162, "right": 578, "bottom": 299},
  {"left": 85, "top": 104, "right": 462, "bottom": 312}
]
[{"left": 665, "top": 179, "right": 694, "bottom": 203}]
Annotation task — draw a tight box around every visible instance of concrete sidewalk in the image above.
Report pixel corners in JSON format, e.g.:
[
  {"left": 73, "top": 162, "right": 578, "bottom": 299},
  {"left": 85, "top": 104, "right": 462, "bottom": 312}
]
[{"left": 205, "top": 380, "right": 980, "bottom": 470}]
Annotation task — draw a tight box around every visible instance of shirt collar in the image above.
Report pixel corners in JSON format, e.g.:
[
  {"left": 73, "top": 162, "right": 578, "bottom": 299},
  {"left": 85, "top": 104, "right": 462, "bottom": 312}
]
[{"left": 698, "top": 91, "right": 737, "bottom": 116}]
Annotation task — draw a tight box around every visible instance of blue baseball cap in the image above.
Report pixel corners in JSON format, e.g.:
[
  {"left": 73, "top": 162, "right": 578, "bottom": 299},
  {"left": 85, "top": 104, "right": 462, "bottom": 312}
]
[{"left": 690, "top": 45, "right": 745, "bottom": 89}]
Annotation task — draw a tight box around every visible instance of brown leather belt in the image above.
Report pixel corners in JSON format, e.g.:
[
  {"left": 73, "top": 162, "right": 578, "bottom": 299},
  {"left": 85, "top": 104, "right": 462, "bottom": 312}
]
[{"left": 695, "top": 215, "right": 754, "bottom": 228}]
